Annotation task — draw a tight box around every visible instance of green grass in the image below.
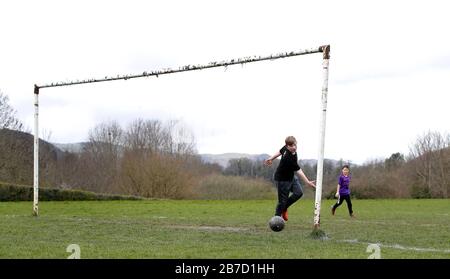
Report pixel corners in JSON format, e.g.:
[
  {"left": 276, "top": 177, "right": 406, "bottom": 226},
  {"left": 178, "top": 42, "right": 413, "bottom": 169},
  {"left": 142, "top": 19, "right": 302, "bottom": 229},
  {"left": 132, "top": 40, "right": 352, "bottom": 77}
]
[{"left": 0, "top": 199, "right": 449, "bottom": 258}]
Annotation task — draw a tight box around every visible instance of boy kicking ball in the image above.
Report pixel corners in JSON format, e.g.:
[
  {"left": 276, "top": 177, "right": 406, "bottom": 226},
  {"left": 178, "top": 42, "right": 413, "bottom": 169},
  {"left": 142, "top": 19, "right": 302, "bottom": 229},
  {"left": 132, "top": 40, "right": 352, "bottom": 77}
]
[{"left": 264, "top": 136, "right": 316, "bottom": 221}]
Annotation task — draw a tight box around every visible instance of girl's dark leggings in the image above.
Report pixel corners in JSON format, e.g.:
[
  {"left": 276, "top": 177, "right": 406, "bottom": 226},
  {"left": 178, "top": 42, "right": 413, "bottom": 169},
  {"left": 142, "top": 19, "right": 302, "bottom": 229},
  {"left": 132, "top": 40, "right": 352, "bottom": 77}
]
[{"left": 333, "top": 194, "right": 353, "bottom": 215}]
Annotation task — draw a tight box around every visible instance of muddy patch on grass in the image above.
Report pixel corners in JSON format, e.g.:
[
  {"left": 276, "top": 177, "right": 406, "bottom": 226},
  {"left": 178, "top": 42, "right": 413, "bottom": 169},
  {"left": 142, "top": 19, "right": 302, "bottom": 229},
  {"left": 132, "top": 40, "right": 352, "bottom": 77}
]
[{"left": 167, "top": 225, "right": 250, "bottom": 232}]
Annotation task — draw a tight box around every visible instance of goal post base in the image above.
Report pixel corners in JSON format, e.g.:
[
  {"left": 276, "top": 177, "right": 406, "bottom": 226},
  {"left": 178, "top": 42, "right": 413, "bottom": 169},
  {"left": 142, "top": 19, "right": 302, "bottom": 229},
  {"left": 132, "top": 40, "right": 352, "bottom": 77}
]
[{"left": 310, "top": 225, "right": 327, "bottom": 240}]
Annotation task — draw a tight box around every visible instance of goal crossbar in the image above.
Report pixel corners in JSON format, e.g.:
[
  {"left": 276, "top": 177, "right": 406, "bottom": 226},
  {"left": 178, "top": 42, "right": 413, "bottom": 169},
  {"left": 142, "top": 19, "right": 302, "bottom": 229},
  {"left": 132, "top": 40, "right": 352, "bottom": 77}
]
[{"left": 36, "top": 47, "right": 325, "bottom": 89}]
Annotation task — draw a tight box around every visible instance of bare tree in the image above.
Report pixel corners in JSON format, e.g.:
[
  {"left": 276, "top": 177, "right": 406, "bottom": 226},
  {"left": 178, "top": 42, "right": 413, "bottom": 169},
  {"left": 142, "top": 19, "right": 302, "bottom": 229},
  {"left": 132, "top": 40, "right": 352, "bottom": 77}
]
[
  {"left": 124, "top": 119, "right": 196, "bottom": 156},
  {"left": 56, "top": 117, "right": 204, "bottom": 198},
  {"left": 79, "top": 120, "right": 124, "bottom": 193},
  {"left": 41, "top": 128, "right": 53, "bottom": 142},
  {"left": 165, "top": 119, "right": 197, "bottom": 156},
  {"left": 119, "top": 151, "right": 194, "bottom": 199},
  {"left": 87, "top": 120, "right": 124, "bottom": 159},
  {"left": 224, "top": 158, "right": 254, "bottom": 176},
  {"left": 409, "top": 131, "right": 450, "bottom": 198},
  {"left": 0, "top": 91, "right": 24, "bottom": 131},
  {"left": 124, "top": 119, "right": 165, "bottom": 154},
  {"left": 120, "top": 119, "right": 197, "bottom": 198}
]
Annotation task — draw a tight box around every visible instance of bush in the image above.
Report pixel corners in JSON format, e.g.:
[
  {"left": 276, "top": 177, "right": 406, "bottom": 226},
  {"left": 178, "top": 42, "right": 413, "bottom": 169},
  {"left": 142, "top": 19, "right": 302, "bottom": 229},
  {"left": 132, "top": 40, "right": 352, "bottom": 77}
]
[
  {"left": 0, "top": 182, "right": 143, "bottom": 201},
  {"left": 119, "top": 152, "right": 197, "bottom": 199},
  {"left": 410, "top": 184, "right": 432, "bottom": 199},
  {"left": 350, "top": 185, "right": 396, "bottom": 199}
]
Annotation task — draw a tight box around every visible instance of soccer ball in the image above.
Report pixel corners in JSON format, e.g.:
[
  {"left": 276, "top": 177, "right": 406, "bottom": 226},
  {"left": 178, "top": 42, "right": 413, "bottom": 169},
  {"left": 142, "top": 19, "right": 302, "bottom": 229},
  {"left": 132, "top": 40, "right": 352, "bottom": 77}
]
[{"left": 268, "top": 216, "right": 285, "bottom": 232}]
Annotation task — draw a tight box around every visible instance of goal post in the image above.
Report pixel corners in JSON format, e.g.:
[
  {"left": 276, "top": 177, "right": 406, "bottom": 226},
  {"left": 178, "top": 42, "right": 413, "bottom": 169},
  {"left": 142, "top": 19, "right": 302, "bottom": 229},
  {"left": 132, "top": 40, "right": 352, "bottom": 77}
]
[
  {"left": 33, "top": 45, "right": 331, "bottom": 231},
  {"left": 33, "top": 85, "right": 39, "bottom": 216},
  {"left": 314, "top": 45, "right": 330, "bottom": 230}
]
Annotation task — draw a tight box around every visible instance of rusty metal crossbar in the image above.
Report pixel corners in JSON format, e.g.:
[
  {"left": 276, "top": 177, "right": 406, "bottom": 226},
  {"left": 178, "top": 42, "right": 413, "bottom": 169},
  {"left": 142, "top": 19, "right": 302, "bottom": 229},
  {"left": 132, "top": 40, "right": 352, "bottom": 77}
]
[{"left": 36, "top": 46, "right": 328, "bottom": 89}]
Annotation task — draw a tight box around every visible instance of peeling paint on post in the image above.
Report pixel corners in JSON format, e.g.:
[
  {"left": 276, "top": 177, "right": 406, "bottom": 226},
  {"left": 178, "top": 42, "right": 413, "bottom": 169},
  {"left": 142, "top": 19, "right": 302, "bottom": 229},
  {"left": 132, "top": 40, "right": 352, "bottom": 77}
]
[
  {"left": 33, "top": 85, "right": 39, "bottom": 216},
  {"left": 313, "top": 45, "right": 330, "bottom": 228}
]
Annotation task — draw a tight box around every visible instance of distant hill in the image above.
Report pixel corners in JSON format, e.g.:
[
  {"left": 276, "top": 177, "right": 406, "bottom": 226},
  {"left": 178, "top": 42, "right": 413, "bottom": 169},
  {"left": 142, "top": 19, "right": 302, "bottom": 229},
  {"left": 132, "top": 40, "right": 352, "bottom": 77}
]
[
  {"left": 50, "top": 143, "right": 345, "bottom": 169},
  {"left": 300, "top": 158, "right": 344, "bottom": 168},
  {"left": 200, "top": 153, "right": 270, "bottom": 168},
  {"left": 53, "top": 142, "right": 88, "bottom": 153},
  {"left": 49, "top": 146, "right": 344, "bottom": 169},
  {"left": 0, "top": 128, "right": 63, "bottom": 185},
  {"left": 199, "top": 153, "right": 343, "bottom": 169}
]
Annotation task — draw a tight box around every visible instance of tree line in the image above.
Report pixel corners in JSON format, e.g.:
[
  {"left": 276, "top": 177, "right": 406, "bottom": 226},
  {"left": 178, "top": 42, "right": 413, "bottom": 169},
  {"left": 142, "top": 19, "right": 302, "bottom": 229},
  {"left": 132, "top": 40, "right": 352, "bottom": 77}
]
[
  {"left": 1, "top": 91, "right": 449, "bottom": 199},
  {"left": 223, "top": 131, "right": 450, "bottom": 199},
  {"left": 1, "top": 90, "right": 273, "bottom": 199},
  {"left": 55, "top": 119, "right": 228, "bottom": 198}
]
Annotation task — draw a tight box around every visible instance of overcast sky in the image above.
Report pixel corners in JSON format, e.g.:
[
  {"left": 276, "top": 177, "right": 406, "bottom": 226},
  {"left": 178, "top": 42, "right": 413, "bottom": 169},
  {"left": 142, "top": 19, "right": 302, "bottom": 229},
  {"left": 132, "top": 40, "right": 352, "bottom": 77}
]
[{"left": 1, "top": 0, "right": 449, "bottom": 164}]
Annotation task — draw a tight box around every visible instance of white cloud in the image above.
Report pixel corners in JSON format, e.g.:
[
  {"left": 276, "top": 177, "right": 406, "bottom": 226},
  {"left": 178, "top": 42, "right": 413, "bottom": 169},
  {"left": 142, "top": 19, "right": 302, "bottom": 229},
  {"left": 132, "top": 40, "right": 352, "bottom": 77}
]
[{"left": 1, "top": 0, "right": 450, "bottom": 164}]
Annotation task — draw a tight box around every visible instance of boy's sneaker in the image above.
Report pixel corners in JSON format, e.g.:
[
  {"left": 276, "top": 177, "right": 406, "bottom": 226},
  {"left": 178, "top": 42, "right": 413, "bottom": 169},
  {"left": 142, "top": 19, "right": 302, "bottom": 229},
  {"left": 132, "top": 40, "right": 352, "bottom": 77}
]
[
  {"left": 281, "top": 210, "right": 288, "bottom": 221},
  {"left": 331, "top": 207, "right": 336, "bottom": 216}
]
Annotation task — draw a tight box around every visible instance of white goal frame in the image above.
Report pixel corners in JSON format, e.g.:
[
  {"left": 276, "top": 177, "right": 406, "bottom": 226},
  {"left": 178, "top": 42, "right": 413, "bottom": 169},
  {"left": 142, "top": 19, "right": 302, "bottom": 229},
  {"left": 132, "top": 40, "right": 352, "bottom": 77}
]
[{"left": 33, "top": 45, "right": 330, "bottom": 229}]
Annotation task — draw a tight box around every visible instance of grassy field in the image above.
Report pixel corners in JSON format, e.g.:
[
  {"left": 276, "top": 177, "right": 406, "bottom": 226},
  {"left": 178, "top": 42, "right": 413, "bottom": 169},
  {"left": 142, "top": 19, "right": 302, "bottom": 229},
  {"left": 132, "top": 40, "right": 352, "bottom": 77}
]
[{"left": 0, "top": 199, "right": 449, "bottom": 259}]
